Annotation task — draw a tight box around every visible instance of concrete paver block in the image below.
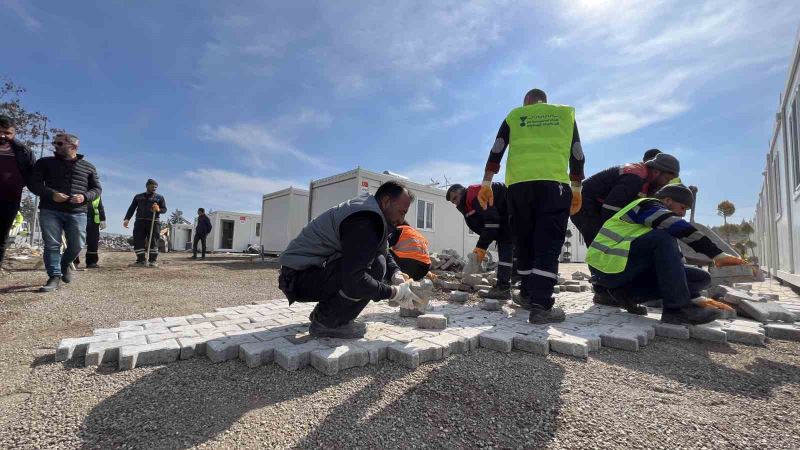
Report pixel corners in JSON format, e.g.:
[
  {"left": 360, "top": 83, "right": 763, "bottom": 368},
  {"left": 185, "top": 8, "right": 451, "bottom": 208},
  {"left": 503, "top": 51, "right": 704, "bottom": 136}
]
[
  {"left": 177, "top": 334, "right": 224, "bottom": 360},
  {"left": 513, "top": 333, "right": 549, "bottom": 355},
  {"left": 417, "top": 314, "right": 447, "bottom": 330},
  {"left": 119, "top": 340, "right": 180, "bottom": 370},
  {"left": 310, "top": 345, "right": 369, "bottom": 376},
  {"left": 206, "top": 335, "right": 260, "bottom": 363},
  {"left": 423, "top": 333, "right": 469, "bottom": 357},
  {"left": 399, "top": 308, "right": 423, "bottom": 318},
  {"left": 388, "top": 340, "right": 443, "bottom": 369},
  {"left": 239, "top": 337, "right": 294, "bottom": 368},
  {"left": 548, "top": 336, "right": 589, "bottom": 358},
  {"left": 56, "top": 334, "right": 118, "bottom": 362},
  {"left": 93, "top": 325, "right": 144, "bottom": 335},
  {"left": 118, "top": 318, "right": 163, "bottom": 327},
  {"left": 354, "top": 337, "right": 395, "bottom": 364},
  {"left": 481, "top": 299, "right": 501, "bottom": 311},
  {"left": 764, "top": 323, "right": 800, "bottom": 341},
  {"left": 688, "top": 324, "right": 727, "bottom": 343},
  {"left": 599, "top": 332, "right": 640, "bottom": 351},
  {"left": 739, "top": 300, "right": 796, "bottom": 323},
  {"left": 85, "top": 336, "right": 147, "bottom": 366},
  {"left": 479, "top": 331, "right": 516, "bottom": 353},
  {"left": 654, "top": 323, "right": 690, "bottom": 339},
  {"left": 275, "top": 341, "right": 326, "bottom": 371},
  {"left": 449, "top": 291, "right": 470, "bottom": 303},
  {"left": 722, "top": 326, "right": 766, "bottom": 346}
]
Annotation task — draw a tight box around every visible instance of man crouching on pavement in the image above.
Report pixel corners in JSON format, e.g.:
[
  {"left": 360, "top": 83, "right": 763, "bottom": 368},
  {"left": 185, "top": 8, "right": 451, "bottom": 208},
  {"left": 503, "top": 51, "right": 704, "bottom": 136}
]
[{"left": 278, "top": 180, "right": 423, "bottom": 339}]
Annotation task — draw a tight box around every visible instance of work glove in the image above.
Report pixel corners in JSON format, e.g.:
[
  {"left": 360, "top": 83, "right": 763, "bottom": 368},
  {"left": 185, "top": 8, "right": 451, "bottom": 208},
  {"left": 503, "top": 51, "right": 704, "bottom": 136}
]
[
  {"left": 100, "top": 221, "right": 107, "bottom": 230},
  {"left": 692, "top": 297, "right": 735, "bottom": 312},
  {"left": 713, "top": 253, "right": 747, "bottom": 268},
  {"left": 477, "top": 181, "right": 493, "bottom": 210},
  {"left": 388, "top": 281, "right": 422, "bottom": 310},
  {"left": 391, "top": 271, "right": 409, "bottom": 286},
  {"left": 151, "top": 203, "right": 160, "bottom": 213},
  {"left": 473, "top": 247, "right": 487, "bottom": 263},
  {"left": 570, "top": 184, "right": 582, "bottom": 216}
]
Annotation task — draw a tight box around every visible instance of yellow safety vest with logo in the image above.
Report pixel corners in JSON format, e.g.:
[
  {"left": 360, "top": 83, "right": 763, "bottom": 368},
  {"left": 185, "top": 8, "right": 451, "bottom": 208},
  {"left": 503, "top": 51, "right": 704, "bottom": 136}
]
[
  {"left": 504, "top": 103, "right": 575, "bottom": 186},
  {"left": 668, "top": 177, "right": 682, "bottom": 185},
  {"left": 91, "top": 197, "right": 102, "bottom": 224},
  {"left": 586, "top": 197, "right": 653, "bottom": 274}
]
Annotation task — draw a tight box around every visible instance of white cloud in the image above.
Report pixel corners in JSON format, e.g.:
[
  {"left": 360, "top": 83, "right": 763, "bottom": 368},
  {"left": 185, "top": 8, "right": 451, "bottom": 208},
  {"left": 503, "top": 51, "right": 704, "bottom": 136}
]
[
  {"left": 408, "top": 95, "right": 436, "bottom": 112},
  {"left": 2, "top": 0, "right": 41, "bottom": 31},
  {"left": 403, "top": 160, "right": 485, "bottom": 187}
]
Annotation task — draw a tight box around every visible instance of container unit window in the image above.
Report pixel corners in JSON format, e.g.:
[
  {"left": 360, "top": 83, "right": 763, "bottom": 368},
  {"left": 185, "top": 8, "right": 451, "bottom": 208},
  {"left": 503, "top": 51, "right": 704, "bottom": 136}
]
[{"left": 416, "top": 200, "right": 434, "bottom": 231}]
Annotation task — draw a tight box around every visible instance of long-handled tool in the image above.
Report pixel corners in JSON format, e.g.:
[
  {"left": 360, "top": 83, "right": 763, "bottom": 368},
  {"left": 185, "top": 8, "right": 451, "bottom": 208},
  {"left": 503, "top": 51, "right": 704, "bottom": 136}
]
[{"left": 144, "top": 208, "right": 157, "bottom": 266}]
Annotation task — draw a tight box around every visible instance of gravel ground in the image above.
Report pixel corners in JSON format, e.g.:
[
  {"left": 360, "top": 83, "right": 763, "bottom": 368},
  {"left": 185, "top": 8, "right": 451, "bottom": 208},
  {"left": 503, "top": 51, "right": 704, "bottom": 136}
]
[{"left": 1, "top": 252, "right": 799, "bottom": 449}]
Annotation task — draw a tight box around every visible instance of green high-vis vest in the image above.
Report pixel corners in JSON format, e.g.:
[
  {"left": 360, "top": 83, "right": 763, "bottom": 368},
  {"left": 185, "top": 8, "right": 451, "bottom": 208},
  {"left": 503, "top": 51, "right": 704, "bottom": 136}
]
[
  {"left": 586, "top": 197, "right": 653, "bottom": 274},
  {"left": 668, "top": 176, "right": 682, "bottom": 185},
  {"left": 92, "top": 197, "right": 102, "bottom": 224},
  {"left": 504, "top": 103, "right": 575, "bottom": 186}
]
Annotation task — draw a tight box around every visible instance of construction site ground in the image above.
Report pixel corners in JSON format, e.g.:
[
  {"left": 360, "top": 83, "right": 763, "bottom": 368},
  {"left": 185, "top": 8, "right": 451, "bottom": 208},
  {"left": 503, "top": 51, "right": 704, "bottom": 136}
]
[{"left": 1, "top": 252, "right": 799, "bottom": 449}]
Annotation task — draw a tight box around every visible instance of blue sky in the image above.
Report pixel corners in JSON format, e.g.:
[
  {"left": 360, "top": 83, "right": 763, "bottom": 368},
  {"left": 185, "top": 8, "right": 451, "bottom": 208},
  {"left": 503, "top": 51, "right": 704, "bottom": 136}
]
[{"left": 3, "top": 0, "right": 799, "bottom": 234}]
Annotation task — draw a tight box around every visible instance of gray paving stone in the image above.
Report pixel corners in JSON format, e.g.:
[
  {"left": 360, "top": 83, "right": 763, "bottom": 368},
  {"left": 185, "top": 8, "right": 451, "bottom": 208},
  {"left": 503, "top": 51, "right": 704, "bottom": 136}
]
[
  {"left": 449, "top": 291, "right": 470, "bottom": 303},
  {"left": 388, "top": 339, "right": 443, "bottom": 369},
  {"left": 654, "top": 323, "right": 690, "bottom": 339},
  {"left": 239, "top": 337, "right": 293, "bottom": 368},
  {"left": 763, "top": 323, "right": 800, "bottom": 341},
  {"left": 146, "top": 330, "right": 198, "bottom": 344},
  {"left": 85, "top": 336, "right": 148, "bottom": 366},
  {"left": 118, "top": 318, "right": 163, "bottom": 327},
  {"left": 145, "top": 318, "right": 188, "bottom": 329},
  {"left": 722, "top": 326, "right": 766, "bottom": 346},
  {"left": 93, "top": 325, "right": 143, "bottom": 335},
  {"left": 417, "top": 314, "right": 447, "bottom": 330},
  {"left": 481, "top": 299, "right": 501, "bottom": 311},
  {"left": 177, "top": 334, "right": 224, "bottom": 360},
  {"left": 275, "top": 341, "right": 326, "bottom": 371},
  {"left": 168, "top": 322, "right": 215, "bottom": 333},
  {"left": 118, "top": 340, "right": 180, "bottom": 370},
  {"left": 513, "top": 333, "right": 549, "bottom": 355},
  {"left": 688, "top": 324, "right": 727, "bottom": 343},
  {"left": 206, "top": 335, "right": 260, "bottom": 363},
  {"left": 445, "top": 328, "right": 483, "bottom": 351},
  {"left": 479, "top": 331, "right": 516, "bottom": 353},
  {"left": 399, "top": 308, "right": 423, "bottom": 318},
  {"left": 739, "top": 300, "right": 796, "bottom": 323},
  {"left": 548, "top": 336, "right": 589, "bottom": 358},
  {"left": 56, "top": 334, "right": 118, "bottom": 362},
  {"left": 354, "top": 337, "right": 395, "bottom": 364},
  {"left": 422, "top": 333, "right": 469, "bottom": 357},
  {"left": 310, "top": 345, "right": 369, "bottom": 376},
  {"left": 599, "top": 331, "right": 639, "bottom": 351}
]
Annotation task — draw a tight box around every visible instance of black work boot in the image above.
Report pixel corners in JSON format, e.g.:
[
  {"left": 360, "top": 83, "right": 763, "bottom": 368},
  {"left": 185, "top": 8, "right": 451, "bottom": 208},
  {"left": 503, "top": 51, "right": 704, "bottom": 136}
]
[
  {"left": 60, "top": 262, "right": 73, "bottom": 284},
  {"left": 512, "top": 290, "right": 531, "bottom": 310},
  {"left": 661, "top": 305, "right": 722, "bottom": 325},
  {"left": 625, "top": 304, "right": 649, "bottom": 316},
  {"left": 592, "top": 287, "right": 623, "bottom": 306},
  {"left": 86, "top": 263, "right": 99, "bottom": 269},
  {"left": 529, "top": 305, "right": 566, "bottom": 324},
  {"left": 39, "top": 276, "right": 61, "bottom": 292},
  {"left": 479, "top": 284, "right": 511, "bottom": 300},
  {"left": 309, "top": 319, "right": 367, "bottom": 339}
]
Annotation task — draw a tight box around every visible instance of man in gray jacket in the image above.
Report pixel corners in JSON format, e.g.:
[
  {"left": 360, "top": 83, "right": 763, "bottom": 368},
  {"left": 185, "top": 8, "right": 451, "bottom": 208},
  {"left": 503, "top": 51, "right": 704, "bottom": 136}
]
[{"left": 278, "top": 180, "right": 422, "bottom": 338}]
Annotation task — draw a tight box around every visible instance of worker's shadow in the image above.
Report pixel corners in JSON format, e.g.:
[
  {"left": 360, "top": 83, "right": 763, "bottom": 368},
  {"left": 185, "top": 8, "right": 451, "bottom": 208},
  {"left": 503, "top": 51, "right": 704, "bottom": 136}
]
[
  {"left": 206, "top": 260, "right": 281, "bottom": 271},
  {"left": 593, "top": 339, "right": 800, "bottom": 399},
  {"left": 0, "top": 284, "right": 40, "bottom": 294},
  {"left": 78, "top": 351, "right": 565, "bottom": 449}
]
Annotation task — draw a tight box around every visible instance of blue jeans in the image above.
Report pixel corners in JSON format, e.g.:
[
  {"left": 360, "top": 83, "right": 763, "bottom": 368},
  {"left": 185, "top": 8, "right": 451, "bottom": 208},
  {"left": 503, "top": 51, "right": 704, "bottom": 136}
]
[
  {"left": 40, "top": 209, "right": 87, "bottom": 277},
  {"left": 592, "top": 229, "right": 711, "bottom": 310}
]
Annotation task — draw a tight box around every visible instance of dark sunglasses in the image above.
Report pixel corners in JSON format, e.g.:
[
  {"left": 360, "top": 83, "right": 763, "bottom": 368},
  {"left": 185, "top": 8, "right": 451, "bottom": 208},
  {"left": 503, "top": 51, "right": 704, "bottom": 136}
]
[{"left": 52, "top": 141, "right": 69, "bottom": 146}]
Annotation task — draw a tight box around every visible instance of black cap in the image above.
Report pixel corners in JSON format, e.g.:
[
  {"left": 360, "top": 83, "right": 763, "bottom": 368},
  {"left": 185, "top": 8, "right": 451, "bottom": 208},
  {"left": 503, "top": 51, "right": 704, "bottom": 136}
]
[
  {"left": 642, "top": 148, "right": 661, "bottom": 162},
  {"left": 654, "top": 184, "right": 693, "bottom": 207},
  {"left": 645, "top": 153, "right": 680, "bottom": 175},
  {"left": 146, "top": 179, "right": 158, "bottom": 186},
  {"left": 446, "top": 184, "right": 465, "bottom": 201}
]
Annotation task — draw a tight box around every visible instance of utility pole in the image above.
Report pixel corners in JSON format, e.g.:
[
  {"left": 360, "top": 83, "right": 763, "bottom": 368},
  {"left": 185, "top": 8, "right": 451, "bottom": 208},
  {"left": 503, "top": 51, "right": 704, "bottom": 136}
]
[{"left": 29, "top": 117, "right": 47, "bottom": 245}]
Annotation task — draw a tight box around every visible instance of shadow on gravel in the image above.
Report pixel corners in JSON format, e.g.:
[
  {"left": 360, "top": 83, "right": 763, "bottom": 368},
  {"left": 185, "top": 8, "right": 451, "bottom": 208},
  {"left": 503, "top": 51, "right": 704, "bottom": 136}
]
[
  {"left": 207, "top": 260, "right": 281, "bottom": 271},
  {"left": 78, "top": 353, "right": 565, "bottom": 449},
  {"left": 0, "top": 284, "right": 40, "bottom": 294},
  {"left": 593, "top": 339, "right": 800, "bottom": 399}
]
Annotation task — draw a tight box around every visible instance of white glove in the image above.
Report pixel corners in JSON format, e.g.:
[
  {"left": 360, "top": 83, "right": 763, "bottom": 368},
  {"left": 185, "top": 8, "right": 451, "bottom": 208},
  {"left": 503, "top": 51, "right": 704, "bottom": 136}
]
[
  {"left": 100, "top": 221, "right": 107, "bottom": 230},
  {"left": 391, "top": 271, "right": 406, "bottom": 286},
  {"left": 388, "top": 281, "right": 421, "bottom": 309}
]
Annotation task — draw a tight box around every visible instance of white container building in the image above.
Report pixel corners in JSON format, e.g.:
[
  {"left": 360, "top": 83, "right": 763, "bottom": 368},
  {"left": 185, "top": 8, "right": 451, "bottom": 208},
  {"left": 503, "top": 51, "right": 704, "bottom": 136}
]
[
  {"left": 260, "top": 187, "right": 310, "bottom": 254},
  {"left": 205, "top": 211, "right": 261, "bottom": 252},
  {"left": 169, "top": 223, "right": 194, "bottom": 251},
  {"left": 753, "top": 31, "right": 800, "bottom": 288}
]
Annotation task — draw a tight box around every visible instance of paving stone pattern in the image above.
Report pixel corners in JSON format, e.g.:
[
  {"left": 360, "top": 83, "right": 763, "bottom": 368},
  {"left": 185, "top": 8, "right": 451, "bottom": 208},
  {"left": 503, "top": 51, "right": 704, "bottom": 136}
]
[{"left": 55, "top": 280, "right": 800, "bottom": 376}]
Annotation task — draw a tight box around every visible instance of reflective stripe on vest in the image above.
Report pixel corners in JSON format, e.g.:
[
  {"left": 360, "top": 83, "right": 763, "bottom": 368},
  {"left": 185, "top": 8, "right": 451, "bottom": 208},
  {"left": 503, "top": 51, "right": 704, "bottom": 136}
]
[
  {"left": 392, "top": 225, "right": 431, "bottom": 265},
  {"left": 585, "top": 197, "right": 653, "bottom": 274},
  {"left": 504, "top": 103, "right": 574, "bottom": 186},
  {"left": 92, "top": 197, "right": 101, "bottom": 224},
  {"left": 668, "top": 176, "right": 682, "bottom": 185}
]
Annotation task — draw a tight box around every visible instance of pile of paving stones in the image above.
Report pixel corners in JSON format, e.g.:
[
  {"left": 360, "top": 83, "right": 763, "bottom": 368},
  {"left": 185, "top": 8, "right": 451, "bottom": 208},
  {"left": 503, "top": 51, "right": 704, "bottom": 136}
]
[{"left": 55, "top": 286, "right": 800, "bottom": 377}]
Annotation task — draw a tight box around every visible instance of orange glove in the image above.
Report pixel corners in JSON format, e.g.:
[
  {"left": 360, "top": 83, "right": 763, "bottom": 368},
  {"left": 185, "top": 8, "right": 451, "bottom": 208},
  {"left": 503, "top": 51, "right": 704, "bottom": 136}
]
[
  {"left": 713, "top": 253, "right": 747, "bottom": 268},
  {"left": 473, "top": 247, "right": 487, "bottom": 263},
  {"left": 151, "top": 203, "right": 160, "bottom": 213},
  {"left": 570, "top": 185, "right": 582, "bottom": 216},
  {"left": 477, "top": 181, "right": 493, "bottom": 210},
  {"left": 693, "top": 297, "right": 735, "bottom": 312}
]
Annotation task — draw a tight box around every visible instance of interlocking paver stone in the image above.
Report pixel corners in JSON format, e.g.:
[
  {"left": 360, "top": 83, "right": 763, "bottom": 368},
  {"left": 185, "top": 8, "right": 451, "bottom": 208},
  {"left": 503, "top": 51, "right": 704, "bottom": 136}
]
[
  {"left": 54, "top": 271, "right": 800, "bottom": 376},
  {"left": 417, "top": 314, "right": 447, "bottom": 330}
]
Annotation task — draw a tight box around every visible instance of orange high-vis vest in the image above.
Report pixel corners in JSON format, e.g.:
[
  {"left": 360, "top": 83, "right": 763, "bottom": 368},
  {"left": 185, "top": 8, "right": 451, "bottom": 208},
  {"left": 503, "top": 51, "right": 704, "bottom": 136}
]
[{"left": 392, "top": 225, "right": 431, "bottom": 265}]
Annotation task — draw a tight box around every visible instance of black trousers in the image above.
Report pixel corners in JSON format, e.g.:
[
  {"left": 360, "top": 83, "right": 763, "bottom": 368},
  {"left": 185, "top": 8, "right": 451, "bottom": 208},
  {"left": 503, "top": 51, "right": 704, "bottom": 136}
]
[
  {"left": 283, "top": 254, "right": 388, "bottom": 328},
  {"left": 133, "top": 218, "right": 159, "bottom": 262},
  {"left": 507, "top": 181, "right": 571, "bottom": 309},
  {"left": 389, "top": 250, "right": 430, "bottom": 281},
  {"left": 0, "top": 200, "right": 20, "bottom": 265},
  {"left": 193, "top": 234, "right": 207, "bottom": 258},
  {"left": 570, "top": 205, "right": 603, "bottom": 246},
  {"left": 495, "top": 240, "right": 513, "bottom": 288},
  {"left": 74, "top": 220, "right": 100, "bottom": 266}
]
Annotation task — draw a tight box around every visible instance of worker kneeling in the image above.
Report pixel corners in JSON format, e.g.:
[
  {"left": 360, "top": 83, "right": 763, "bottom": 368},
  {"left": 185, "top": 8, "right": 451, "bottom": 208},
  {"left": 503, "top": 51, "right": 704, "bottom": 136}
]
[
  {"left": 278, "top": 181, "right": 424, "bottom": 339},
  {"left": 586, "top": 184, "right": 747, "bottom": 325}
]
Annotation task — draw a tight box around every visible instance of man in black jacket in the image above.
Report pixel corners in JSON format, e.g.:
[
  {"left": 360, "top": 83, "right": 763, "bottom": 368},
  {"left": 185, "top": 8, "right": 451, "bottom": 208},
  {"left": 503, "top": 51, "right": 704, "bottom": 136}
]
[
  {"left": 28, "top": 133, "right": 102, "bottom": 292},
  {"left": 124, "top": 179, "right": 167, "bottom": 267},
  {"left": 0, "top": 115, "right": 36, "bottom": 272},
  {"left": 192, "top": 208, "right": 212, "bottom": 259},
  {"left": 446, "top": 182, "right": 514, "bottom": 300}
]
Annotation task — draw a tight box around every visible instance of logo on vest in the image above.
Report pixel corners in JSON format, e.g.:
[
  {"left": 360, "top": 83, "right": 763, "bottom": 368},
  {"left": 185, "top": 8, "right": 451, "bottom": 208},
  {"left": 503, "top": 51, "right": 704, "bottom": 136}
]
[{"left": 519, "top": 116, "right": 527, "bottom": 127}]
